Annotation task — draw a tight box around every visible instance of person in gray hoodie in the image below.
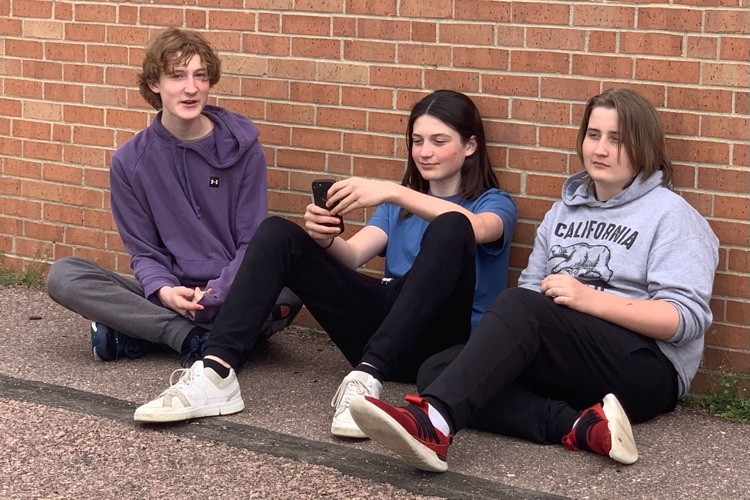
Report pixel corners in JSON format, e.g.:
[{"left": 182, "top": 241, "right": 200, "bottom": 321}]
[
  {"left": 46, "top": 28, "right": 300, "bottom": 365},
  {"left": 349, "top": 88, "right": 720, "bottom": 472}
]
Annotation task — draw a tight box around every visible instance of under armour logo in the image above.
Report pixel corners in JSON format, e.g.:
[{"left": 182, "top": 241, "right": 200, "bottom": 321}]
[{"left": 209, "top": 176, "right": 220, "bottom": 188}]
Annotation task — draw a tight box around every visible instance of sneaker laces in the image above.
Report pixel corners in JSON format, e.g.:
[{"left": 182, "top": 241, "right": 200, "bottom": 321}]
[
  {"left": 404, "top": 400, "right": 442, "bottom": 444},
  {"left": 159, "top": 367, "right": 195, "bottom": 396},
  {"left": 180, "top": 332, "right": 209, "bottom": 368},
  {"left": 331, "top": 377, "right": 371, "bottom": 412}
]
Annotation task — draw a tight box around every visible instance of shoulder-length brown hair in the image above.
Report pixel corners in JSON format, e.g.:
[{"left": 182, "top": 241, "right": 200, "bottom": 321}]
[
  {"left": 402, "top": 90, "right": 499, "bottom": 200},
  {"left": 138, "top": 28, "right": 222, "bottom": 110},
  {"left": 576, "top": 88, "right": 673, "bottom": 187}
]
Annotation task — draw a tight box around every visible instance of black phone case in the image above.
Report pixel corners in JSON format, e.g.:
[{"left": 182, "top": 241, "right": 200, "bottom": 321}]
[{"left": 312, "top": 179, "right": 344, "bottom": 232}]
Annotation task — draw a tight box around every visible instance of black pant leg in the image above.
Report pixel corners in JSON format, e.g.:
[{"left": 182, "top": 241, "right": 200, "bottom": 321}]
[{"left": 420, "top": 287, "right": 678, "bottom": 442}]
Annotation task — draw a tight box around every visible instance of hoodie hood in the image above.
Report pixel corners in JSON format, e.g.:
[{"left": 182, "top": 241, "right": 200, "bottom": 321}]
[
  {"left": 151, "top": 105, "right": 261, "bottom": 217},
  {"left": 562, "top": 170, "right": 665, "bottom": 209}
]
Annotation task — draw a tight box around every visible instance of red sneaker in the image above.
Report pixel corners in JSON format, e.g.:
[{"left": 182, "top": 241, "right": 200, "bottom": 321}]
[
  {"left": 349, "top": 394, "right": 452, "bottom": 472},
  {"left": 562, "top": 393, "right": 638, "bottom": 464}
]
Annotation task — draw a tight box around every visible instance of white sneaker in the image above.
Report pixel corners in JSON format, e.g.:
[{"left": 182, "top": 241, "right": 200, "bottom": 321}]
[
  {"left": 330, "top": 371, "right": 382, "bottom": 438},
  {"left": 134, "top": 360, "right": 244, "bottom": 423}
]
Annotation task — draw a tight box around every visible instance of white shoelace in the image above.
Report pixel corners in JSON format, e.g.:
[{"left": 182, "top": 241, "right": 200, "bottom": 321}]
[{"left": 331, "top": 378, "right": 370, "bottom": 411}]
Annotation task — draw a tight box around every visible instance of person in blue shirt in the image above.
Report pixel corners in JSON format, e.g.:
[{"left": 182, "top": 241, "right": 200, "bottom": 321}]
[{"left": 134, "top": 90, "right": 519, "bottom": 440}]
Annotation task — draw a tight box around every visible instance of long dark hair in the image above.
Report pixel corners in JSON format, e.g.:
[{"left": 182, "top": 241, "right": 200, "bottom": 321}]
[
  {"left": 576, "top": 88, "right": 673, "bottom": 187},
  {"left": 402, "top": 90, "right": 498, "bottom": 200}
]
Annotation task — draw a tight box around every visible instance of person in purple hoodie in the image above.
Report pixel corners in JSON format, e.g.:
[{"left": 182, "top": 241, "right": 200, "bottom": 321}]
[{"left": 46, "top": 28, "right": 301, "bottom": 365}]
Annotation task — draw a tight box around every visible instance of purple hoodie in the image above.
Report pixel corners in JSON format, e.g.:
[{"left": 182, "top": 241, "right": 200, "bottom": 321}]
[{"left": 110, "top": 105, "right": 267, "bottom": 322}]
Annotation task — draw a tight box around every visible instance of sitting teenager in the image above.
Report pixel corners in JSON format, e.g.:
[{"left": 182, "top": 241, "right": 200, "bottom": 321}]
[
  {"left": 133, "top": 90, "right": 519, "bottom": 441},
  {"left": 46, "top": 28, "right": 300, "bottom": 365},
  {"left": 350, "top": 88, "right": 719, "bottom": 471}
]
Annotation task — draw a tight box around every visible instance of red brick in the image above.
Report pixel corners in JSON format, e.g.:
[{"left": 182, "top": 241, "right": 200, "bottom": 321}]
[
  {"left": 455, "top": 1, "right": 510, "bottom": 22},
  {"left": 0, "top": 197, "right": 41, "bottom": 218},
  {"left": 23, "top": 60, "right": 62, "bottom": 80},
  {"left": 61, "top": 186, "right": 104, "bottom": 208},
  {"left": 622, "top": 32, "right": 682, "bottom": 56},
  {"left": 573, "top": 5, "right": 635, "bottom": 28},
  {"left": 588, "top": 31, "right": 617, "bottom": 53},
  {"left": 497, "top": 26, "right": 524, "bottom": 47},
  {"left": 72, "top": 126, "right": 115, "bottom": 147},
  {"left": 257, "top": 12, "right": 281, "bottom": 33},
  {"left": 352, "top": 156, "right": 405, "bottom": 181},
  {"left": 424, "top": 69, "right": 480, "bottom": 93},
  {"left": 66, "top": 226, "right": 106, "bottom": 248},
  {"left": 440, "top": 23, "right": 494, "bottom": 46},
  {"left": 527, "top": 27, "right": 586, "bottom": 50},
  {"left": 42, "top": 163, "right": 83, "bottom": 185},
  {"left": 11, "top": 0, "right": 52, "bottom": 19},
  {"left": 267, "top": 58, "right": 316, "bottom": 80},
  {"left": 244, "top": 34, "right": 291, "bottom": 56},
  {"left": 63, "top": 145, "right": 108, "bottom": 167},
  {"left": 705, "top": 9, "right": 750, "bottom": 33},
  {"left": 511, "top": 50, "right": 570, "bottom": 74},
  {"left": 709, "top": 220, "right": 749, "bottom": 248},
  {"left": 332, "top": 16, "right": 356, "bottom": 37},
  {"left": 13, "top": 120, "right": 50, "bottom": 140},
  {"left": 453, "top": 47, "right": 509, "bottom": 70},
  {"left": 5, "top": 78, "right": 43, "bottom": 99},
  {"left": 291, "top": 126, "right": 341, "bottom": 150},
  {"left": 281, "top": 14, "right": 330, "bottom": 36},
  {"left": 64, "top": 23, "right": 105, "bottom": 42},
  {"left": 638, "top": 7, "right": 702, "bottom": 31},
  {"left": 84, "top": 209, "right": 117, "bottom": 231},
  {"left": 706, "top": 324, "right": 750, "bottom": 351},
  {"left": 64, "top": 105, "right": 104, "bottom": 126},
  {"left": 686, "top": 36, "right": 718, "bottom": 59},
  {"left": 486, "top": 121, "right": 536, "bottom": 147},
  {"left": 278, "top": 150, "right": 327, "bottom": 172},
  {"left": 64, "top": 64, "right": 104, "bottom": 84},
  {"left": 720, "top": 37, "right": 750, "bottom": 61},
  {"left": 0, "top": 17, "right": 22, "bottom": 36},
  {"left": 512, "top": 99, "right": 570, "bottom": 125},
  {"left": 344, "top": 132, "right": 394, "bottom": 156},
  {"left": 15, "top": 238, "right": 54, "bottom": 260},
  {"left": 483, "top": 75, "right": 538, "bottom": 97},
  {"left": 636, "top": 59, "right": 701, "bottom": 84},
  {"left": 703, "top": 347, "right": 750, "bottom": 374},
  {"left": 735, "top": 92, "right": 749, "bottom": 115},
  {"left": 358, "top": 18, "right": 410, "bottom": 41},
  {"left": 241, "top": 78, "right": 289, "bottom": 100},
  {"left": 734, "top": 144, "right": 749, "bottom": 167},
  {"left": 728, "top": 249, "right": 749, "bottom": 274},
  {"left": 659, "top": 110, "right": 700, "bottom": 135},
  {"left": 400, "top": 0, "right": 451, "bottom": 18},
  {"left": 317, "top": 107, "right": 367, "bottom": 130},
  {"left": 508, "top": 148, "right": 569, "bottom": 173},
  {"left": 471, "top": 95, "right": 510, "bottom": 122},
  {"left": 715, "top": 194, "right": 749, "bottom": 221},
  {"left": 266, "top": 102, "right": 315, "bottom": 125},
  {"left": 74, "top": 3, "right": 116, "bottom": 22},
  {"left": 107, "top": 25, "right": 150, "bottom": 46},
  {"left": 44, "top": 42, "right": 85, "bottom": 62},
  {"left": 513, "top": 2, "right": 571, "bottom": 25},
  {"left": 397, "top": 43, "right": 451, "bottom": 67},
  {"left": 106, "top": 109, "right": 149, "bottom": 130},
  {"left": 702, "top": 115, "right": 750, "bottom": 141},
  {"left": 290, "top": 82, "right": 339, "bottom": 104},
  {"left": 139, "top": 6, "right": 183, "bottom": 27},
  {"left": 539, "top": 125, "right": 578, "bottom": 149},
  {"left": 23, "top": 220, "right": 64, "bottom": 242},
  {"left": 526, "top": 173, "right": 566, "bottom": 197},
  {"left": 343, "top": 40, "right": 395, "bottom": 63},
  {"left": 370, "top": 66, "right": 422, "bottom": 88},
  {"left": 698, "top": 166, "right": 750, "bottom": 193},
  {"left": 703, "top": 62, "right": 750, "bottom": 87},
  {"left": 514, "top": 196, "right": 556, "bottom": 220},
  {"left": 88, "top": 44, "right": 129, "bottom": 65},
  {"left": 679, "top": 191, "right": 713, "bottom": 217},
  {"left": 342, "top": 86, "right": 393, "bottom": 109},
  {"left": 295, "top": 0, "right": 343, "bottom": 12},
  {"left": 411, "top": 22, "right": 437, "bottom": 43},
  {"left": 346, "top": 0, "right": 397, "bottom": 16},
  {"left": 6, "top": 39, "right": 42, "bottom": 58},
  {"left": 667, "top": 87, "right": 733, "bottom": 113}
]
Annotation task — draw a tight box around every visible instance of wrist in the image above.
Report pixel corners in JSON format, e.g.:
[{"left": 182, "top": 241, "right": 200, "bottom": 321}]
[{"left": 322, "top": 237, "right": 336, "bottom": 249}]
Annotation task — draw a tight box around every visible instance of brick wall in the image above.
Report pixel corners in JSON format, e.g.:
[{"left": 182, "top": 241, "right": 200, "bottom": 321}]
[{"left": 0, "top": 1, "right": 748, "bottom": 394}]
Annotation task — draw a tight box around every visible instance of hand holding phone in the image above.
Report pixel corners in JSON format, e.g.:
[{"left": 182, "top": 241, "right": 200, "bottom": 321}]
[{"left": 312, "top": 179, "right": 344, "bottom": 233}]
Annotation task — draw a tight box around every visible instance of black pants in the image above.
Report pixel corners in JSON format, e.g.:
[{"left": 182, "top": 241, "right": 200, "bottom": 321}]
[
  {"left": 204, "top": 212, "right": 476, "bottom": 382},
  {"left": 417, "top": 287, "right": 679, "bottom": 444}
]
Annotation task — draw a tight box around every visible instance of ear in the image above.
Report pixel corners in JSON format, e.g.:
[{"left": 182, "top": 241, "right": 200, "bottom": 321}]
[
  {"left": 464, "top": 135, "right": 478, "bottom": 157},
  {"left": 147, "top": 80, "right": 160, "bottom": 94}
]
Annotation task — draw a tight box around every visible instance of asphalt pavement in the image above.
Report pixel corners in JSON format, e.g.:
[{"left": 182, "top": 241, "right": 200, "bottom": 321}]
[{"left": 1, "top": 285, "right": 748, "bottom": 499}]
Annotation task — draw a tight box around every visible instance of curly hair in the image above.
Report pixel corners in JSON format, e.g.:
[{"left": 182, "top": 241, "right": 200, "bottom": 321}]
[{"left": 137, "top": 28, "right": 222, "bottom": 110}]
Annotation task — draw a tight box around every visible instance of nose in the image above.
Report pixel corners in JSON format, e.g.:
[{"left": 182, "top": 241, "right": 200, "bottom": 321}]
[
  {"left": 593, "top": 139, "right": 608, "bottom": 156},
  {"left": 417, "top": 143, "right": 433, "bottom": 158},
  {"left": 185, "top": 76, "right": 198, "bottom": 94}
]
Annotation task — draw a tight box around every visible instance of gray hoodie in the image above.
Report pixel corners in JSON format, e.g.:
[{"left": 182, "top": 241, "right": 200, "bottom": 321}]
[{"left": 519, "top": 170, "right": 719, "bottom": 397}]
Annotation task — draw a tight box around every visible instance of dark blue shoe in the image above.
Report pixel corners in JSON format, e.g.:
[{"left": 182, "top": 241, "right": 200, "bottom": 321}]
[
  {"left": 91, "top": 321, "right": 151, "bottom": 361},
  {"left": 180, "top": 329, "right": 210, "bottom": 367}
]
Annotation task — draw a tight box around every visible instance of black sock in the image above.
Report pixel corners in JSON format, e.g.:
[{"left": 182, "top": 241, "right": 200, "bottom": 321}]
[
  {"left": 180, "top": 326, "right": 209, "bottom": 354},
  {"left": 354, "top": 363, "right": 385, "bottom": 383},
  {"left": 203, "top": 357, "right": 230, "bottom": 379}
]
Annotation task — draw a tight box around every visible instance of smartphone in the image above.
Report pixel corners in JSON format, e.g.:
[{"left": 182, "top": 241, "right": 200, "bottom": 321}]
[{"left": 312, "top": 179, "right": 344, "bottom": 233}]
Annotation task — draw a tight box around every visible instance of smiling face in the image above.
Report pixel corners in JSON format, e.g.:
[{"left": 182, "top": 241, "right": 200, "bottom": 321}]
[
  {"left": 410, "top": 114, "right": 477, "bottom": 197},
  {"left": 581, "top": 106, "right": 637, "bottom": 201},
  {"left": 148, "top": 54, "right": 211, "bottom": 136}
]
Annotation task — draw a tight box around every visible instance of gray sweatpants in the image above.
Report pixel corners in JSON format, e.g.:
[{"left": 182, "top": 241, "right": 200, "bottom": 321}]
[{"left": 46, "top": 256, "right": 300, "bottom": 354}]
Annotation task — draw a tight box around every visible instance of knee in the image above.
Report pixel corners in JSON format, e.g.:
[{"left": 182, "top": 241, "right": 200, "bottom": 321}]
[
  {"left": 423, "top": 212, "right": 475, "bottom": 247},
  {"left": 46, "top": 256, "right": 85, "bottom": 302},
  {"left": 256, "top": 216, "right": 303, "bottom": 241}
]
